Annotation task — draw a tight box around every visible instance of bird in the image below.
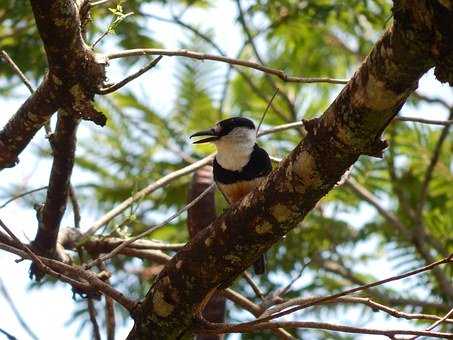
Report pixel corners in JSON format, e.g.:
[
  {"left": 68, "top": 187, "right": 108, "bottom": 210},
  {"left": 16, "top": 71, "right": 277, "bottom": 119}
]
[{"left": 190, "top": 117, "right": 272, "bottom": 274}]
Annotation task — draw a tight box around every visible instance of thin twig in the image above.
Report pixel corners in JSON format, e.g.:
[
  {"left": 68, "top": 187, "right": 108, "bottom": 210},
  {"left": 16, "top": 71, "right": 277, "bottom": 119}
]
[
  {"left": 262, "top": 295, "right": 453, "bottom": 324},
  {"left": 235, "top": 0, "right": 297, "bottom": 118},
  {"left": 84, "top": 183, "right": 215, "bottom": 268},
  {"left": 256, "top": 88, "right": 279, "bottom": 136},
  {"left": 0, "top": 186, "right": 48, "bottom": 209},
  {"left": 231, "top": 254, "right": 453, "bottom": 326},
  {"left": 0, "top": 278, "right": 39, "bottom": 340},
  {"left": 82, "top": 154, "right": 215, "bottom": 238},
  {"left": 257, "top": 116, "right": 453, "bottom": 139},
  {"left": 0, "top": 231, "right": 91, "bottom": 292},
  {"left": 107, "top": 49, "right": 349, "bottom": 84},
  {"left": 0, "top": 50, "right": 51, "bottom": 134},
  {"left": 397, "top": 116, "right": 453, "bottom": 126},
  {"left": 242, "top": 271, "right": 265, "bottom": 300},
  {"left": 0, "top": 241, "right": 136, "bottom": 311},
  {"left": 346, "top": 177, "right": 453, "bottom": 299},
  {"left": 406, "top": 307, "right": 453, "bottom": 340},
  {"left": 97, "top": 262, "right": 115, "bottom": 340},
  {"left": 98, "top": 56, "right": 163, "bottom": 94},
  {"left": 1, "top": 50, "right": 34, "bottom": 92},
  {"left": 89, "top": 0, "right": 114, "bottom": 6},
  {"left": 87, "top": 298, "right": 101, "bottom": 340},
  {"left": 413, "top": 92, "right": 452, "bottom": 110},
  {"left": 144, "top": 11, "right": 291, "bottom": 120},
  {"left": 221, "top": 289, "right": 295, "bottom": 340},
  {"left": 198, "top": 320, "right": 453, "bottom": 338},
  {"left": 69, "top": 186, "right": 81, "bottom": 229},
  {"left": 416, "top": 109, "right": 453, "bottom": 221}
]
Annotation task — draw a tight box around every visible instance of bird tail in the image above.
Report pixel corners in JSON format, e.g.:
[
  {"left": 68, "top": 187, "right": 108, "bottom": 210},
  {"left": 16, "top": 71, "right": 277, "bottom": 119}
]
[{"left": 253, "top": 253, "right": 266, "bottom": 275}]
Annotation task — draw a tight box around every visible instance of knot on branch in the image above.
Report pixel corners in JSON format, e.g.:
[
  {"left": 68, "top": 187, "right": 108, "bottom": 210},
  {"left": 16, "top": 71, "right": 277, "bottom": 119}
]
[
  {"left": 360, "top": 138, "right": 389, "bottom": 158},
  {"left": 434, "top": 58, "right": 453, "bottom": 86}
]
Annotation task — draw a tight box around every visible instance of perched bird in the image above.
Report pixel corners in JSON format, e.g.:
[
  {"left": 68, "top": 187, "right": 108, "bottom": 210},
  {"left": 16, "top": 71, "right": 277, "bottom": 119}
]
[{"left": 190, "top": 117, "right": 272, "bottom": 274}]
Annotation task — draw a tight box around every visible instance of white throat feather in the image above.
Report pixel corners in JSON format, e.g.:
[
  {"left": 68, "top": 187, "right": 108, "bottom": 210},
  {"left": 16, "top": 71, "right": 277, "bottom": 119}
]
[{"left": 214, "top": 127, "right": 256, "bottom": 171}]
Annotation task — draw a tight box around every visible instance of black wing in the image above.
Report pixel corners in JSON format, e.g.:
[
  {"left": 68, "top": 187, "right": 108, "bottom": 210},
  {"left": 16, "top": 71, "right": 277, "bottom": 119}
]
[{"left": 213, "top": 144, "right": 272, "bottom": 185}]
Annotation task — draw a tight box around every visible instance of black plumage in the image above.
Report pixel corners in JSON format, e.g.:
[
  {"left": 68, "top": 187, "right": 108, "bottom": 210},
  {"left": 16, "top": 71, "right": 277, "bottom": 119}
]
[{"left": 213, "top": 145, "right": 272, "bottom": 184}]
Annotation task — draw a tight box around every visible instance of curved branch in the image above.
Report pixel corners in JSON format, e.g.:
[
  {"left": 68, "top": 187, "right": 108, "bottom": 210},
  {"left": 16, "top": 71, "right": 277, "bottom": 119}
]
[{"left": 108, "top": 49, "right": 349, "bottom": 84}]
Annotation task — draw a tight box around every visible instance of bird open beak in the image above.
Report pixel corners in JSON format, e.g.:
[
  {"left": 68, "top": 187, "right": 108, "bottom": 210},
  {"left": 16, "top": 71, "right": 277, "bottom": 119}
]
[{"left": 190, "top": 128, "right": 218, "bottom": 144}]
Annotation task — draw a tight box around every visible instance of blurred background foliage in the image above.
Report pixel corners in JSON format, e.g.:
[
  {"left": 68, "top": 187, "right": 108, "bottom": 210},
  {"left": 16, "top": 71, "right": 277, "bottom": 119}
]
[{"left": 1, "top": 0, "right": 452, "bottom": 339}]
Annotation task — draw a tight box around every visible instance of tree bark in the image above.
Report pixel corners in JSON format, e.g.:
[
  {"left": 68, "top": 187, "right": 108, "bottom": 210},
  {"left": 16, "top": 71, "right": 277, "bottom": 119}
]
[
  {"left": 32, "top": 112, "right": 79, "bottom": 263},
  {"left": 187, "top": 166, "right": 225, "bottom": 340},
  {"left": 127, "top": 2, "right": 453, "bottom": 338},
  {"left": 0, "top": 0, "right": 106, "bottom": 170}
]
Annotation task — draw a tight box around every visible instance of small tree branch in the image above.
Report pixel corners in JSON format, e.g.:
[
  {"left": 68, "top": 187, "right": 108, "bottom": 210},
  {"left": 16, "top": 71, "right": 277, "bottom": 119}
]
[
  {"left": 87, "top": 298, "right": 101, "bottom": 340},
  {"left": 221, "top": 289, "right": 295, "bottom": 340},
  {"left": 262, "top": 295, "right": 453, "bottom": 324},
  {"left": 240, "top": 255, "right": 453, "bottom": 326},
  {"left": 0, "top": 240, "right": 136, "bottom": 311},
  {"left": 346, "top": 178, "right": 453, "bottom": 299},
  {"left": 0, "top": 186, "right": 48, "bottom": 209},
  {"left": 84, "top": 183, "right": 215, "bottom": 269},
  {"left": 198, "top": 320, "right": 453, "bottom": 339},
  {"left": 416, "top": 109, "right": 453, "bottom": 222},
  {"left": 82, "top": 154, "right": 214, "bottom": 238},
  {"left": 97, "top": 56, "right": 163, "bottom": 94},
  {"left": 0, "top": 50, "right": 34, "bottom": 92},
  {"left": 407, "top": 307, "right": 453, "bottom": 340},
  {"left": 143, "top": 12, "right": 290, "bottom": 121},
  {"left": 97, "top": 261, "right": 115, "bottom": 340},
  {"left": 107, "top": 49, "right": 349, "bottom": 84}
]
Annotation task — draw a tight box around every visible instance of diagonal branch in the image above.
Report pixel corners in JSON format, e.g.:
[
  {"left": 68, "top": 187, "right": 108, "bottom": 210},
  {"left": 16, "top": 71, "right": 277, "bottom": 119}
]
[
  {"left": 0, "top": 239, "right": 136, "bottom": 311},
  {"left": 82, "top": 154, "right": 214, "bottom": 238},
  {"left": 98, "top": 56, "right": 163, "bottom": 94},
  {"left": 416, "top": 108, "right": 453, "bottom": 221},
  {"left": 127, "top": 3, "right": 453, "bottom": 337}
]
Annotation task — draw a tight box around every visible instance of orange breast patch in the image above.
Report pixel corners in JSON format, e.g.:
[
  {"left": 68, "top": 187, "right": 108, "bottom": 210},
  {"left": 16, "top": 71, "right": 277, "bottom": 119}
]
[{"left": 218, "top": 178, "right": 263, "bottom": 204}]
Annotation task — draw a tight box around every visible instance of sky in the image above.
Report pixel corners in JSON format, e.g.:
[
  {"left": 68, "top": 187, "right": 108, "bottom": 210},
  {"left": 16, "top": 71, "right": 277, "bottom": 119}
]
[{"left": 1, "top": 1, "right": 452, "bottom": 340}]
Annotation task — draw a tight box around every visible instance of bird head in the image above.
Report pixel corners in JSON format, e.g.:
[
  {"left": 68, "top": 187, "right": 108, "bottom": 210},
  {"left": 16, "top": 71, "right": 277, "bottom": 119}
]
[
  {"left": 190, "top": 117, "right": 257, "bottom": 170},
  {"left": 190, "top": 117, "right": 256, "bottom": 148}
]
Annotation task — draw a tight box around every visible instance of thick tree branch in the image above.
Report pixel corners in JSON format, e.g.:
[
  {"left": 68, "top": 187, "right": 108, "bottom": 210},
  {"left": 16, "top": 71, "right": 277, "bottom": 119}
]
[
  {"left": 127, "top": 3, "right": 453, "bottom": 338},
  {"left": 0, "top": 0, "right": 106, "bottom": 170},
  {"left": 32, "top": 112, "right": 79, "bottom": 262}
]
